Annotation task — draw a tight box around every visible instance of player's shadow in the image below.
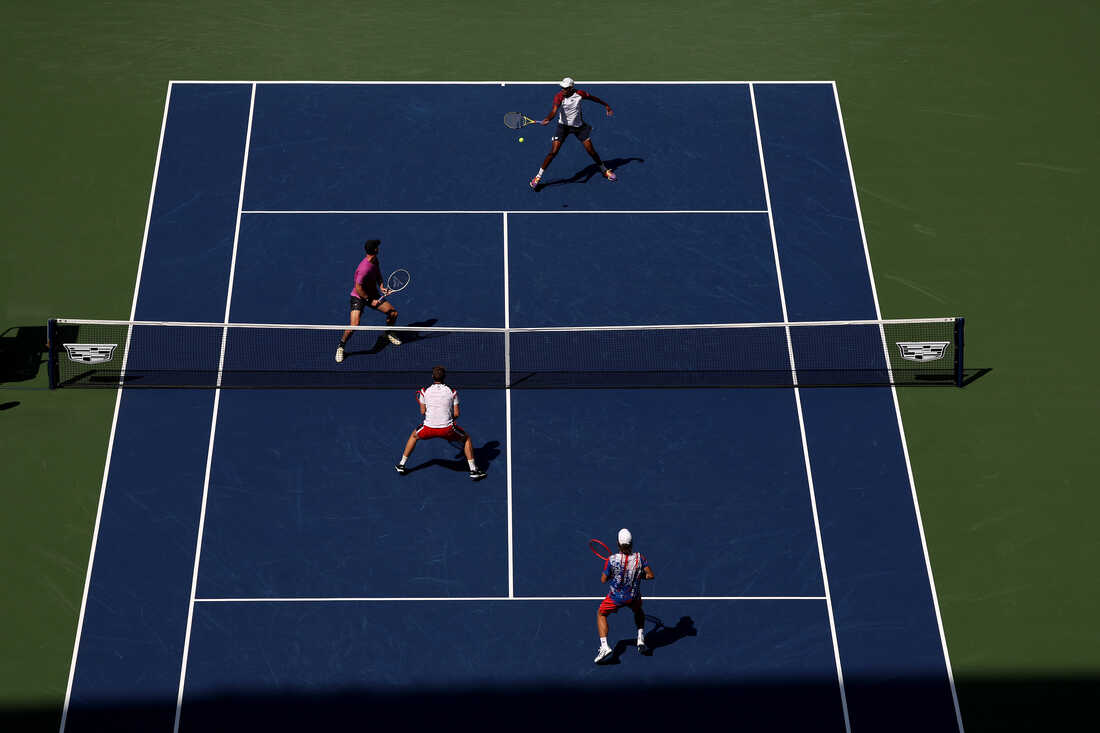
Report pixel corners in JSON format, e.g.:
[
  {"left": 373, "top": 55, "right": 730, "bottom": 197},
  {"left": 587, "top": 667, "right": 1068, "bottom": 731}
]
[
  {"left": 0, "top": 325, "right": 48, "bottom": 384},
  {"left": 535, "top": 157, "right": 645, "bottom": 190},
  {"left": 344, "top": 319, "right": 440, "bottom": 358},
  {"left": 404, "top": 440, "right": 502, "bottom": 476},
  {"left": 394, "top": 318, "right": 445, "bottom": 345},
  {"left": 641, "top": 615, "right": 697, "bottom": 655},
  {"left": 600, "top": 615, "right": 697, "bottom": 664}
]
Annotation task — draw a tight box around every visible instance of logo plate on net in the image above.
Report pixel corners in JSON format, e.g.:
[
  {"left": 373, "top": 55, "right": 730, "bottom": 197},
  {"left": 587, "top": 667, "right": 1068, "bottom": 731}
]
[
  {"left": 63, "top": 344, "right": 119, "bottom": 364},
  {"left": 895, "top": 341, "right": 950, "bottom": 362}
]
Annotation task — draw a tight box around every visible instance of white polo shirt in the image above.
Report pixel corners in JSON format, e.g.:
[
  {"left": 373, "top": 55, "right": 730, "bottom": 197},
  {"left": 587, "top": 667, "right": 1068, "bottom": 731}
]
[{"left": 419, "top": 383, "right": 458, "bottom": 428}]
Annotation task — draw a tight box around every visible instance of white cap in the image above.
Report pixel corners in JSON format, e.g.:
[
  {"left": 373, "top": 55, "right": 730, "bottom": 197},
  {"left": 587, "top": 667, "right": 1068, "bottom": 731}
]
[
  {"left": 617, "top": 528, "right": 633, "bottom": 546},
  {"left": 560, "top": 77, "right": 575, "bottom": 88}
]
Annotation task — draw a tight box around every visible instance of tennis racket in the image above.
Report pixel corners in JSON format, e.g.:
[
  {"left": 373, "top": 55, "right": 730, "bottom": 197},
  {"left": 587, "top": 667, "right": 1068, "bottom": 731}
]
[
  {"left": 503, "top": 112, "right": 538, "bottom": 129},
  {"left": 379, "top": 269, "right": 410, "bottom": 301},
  {"left": 589, "top": 539, "right": 612, "bottom": 561}
]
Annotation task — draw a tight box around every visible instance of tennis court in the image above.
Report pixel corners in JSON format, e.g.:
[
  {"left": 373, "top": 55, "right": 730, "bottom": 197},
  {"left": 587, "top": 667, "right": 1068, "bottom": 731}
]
[{"left": 58, "top": 81, "right": 962, "bottom": 730}]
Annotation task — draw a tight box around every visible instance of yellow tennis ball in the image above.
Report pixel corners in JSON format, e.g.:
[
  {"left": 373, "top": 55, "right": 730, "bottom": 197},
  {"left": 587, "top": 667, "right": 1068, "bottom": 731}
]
[{"left": 518, "top": 137, "right": 524, "bottom": 142}]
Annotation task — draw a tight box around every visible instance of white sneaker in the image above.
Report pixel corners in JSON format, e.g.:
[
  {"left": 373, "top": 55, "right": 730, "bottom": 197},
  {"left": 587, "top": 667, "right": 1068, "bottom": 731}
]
[
  {"left": 594, "top": 646, "right": 613, "bottom": 664},
  {"left": 387, "top": 332, "right": 402, "bottom": 346},
  {"left": 335, "top": 346, "right": 344, "bottom": 363},
  {"left": 637, "top": 638, "right": 648, "bottom": 653}
]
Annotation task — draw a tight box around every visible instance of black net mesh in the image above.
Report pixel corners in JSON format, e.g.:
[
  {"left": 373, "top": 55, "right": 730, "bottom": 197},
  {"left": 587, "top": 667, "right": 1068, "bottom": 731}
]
[{"left": 48, "top": 318, "right": 962, "bottom": 389}]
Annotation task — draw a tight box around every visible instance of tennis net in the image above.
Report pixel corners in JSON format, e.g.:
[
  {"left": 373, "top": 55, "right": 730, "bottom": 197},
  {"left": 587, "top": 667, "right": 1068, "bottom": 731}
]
[{"left": 47, "top": 317, "right": 965, "bottom": 389}]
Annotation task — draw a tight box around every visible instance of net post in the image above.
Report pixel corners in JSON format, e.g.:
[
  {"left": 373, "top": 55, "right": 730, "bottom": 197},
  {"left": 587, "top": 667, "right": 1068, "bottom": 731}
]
[
  {"left": 953, "top": 317, "right": 965, "bottom": 387},
  {"left": 47, "top": 319, "right": 59, "bottom": 389}
]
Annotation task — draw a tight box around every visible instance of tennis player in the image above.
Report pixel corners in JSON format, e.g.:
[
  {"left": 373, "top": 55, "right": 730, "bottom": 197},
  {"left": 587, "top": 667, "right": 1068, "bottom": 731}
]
[
  {"left": 395, "top": 366, "right": 488, "bottom": 481},
  {"left": 336, "top": 239, "right": 399, "bottom": 363},
  {"left": 529, "top": 77, "right": 616, "bottom": 190},
  {"left": 595, "top": 528, "right": 654, "bottom": 663}
]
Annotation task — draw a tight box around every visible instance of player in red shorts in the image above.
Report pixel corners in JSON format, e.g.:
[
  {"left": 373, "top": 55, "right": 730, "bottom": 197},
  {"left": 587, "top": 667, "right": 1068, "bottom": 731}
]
[
  {"left": 529, "top": 77, "right": 616, "bottom": 190},
  {"left": 595, "top": 528, "right": 654, "bottom": 663},
  {"left": 395, "top": 366, "right": 487, "bottom": 481}
]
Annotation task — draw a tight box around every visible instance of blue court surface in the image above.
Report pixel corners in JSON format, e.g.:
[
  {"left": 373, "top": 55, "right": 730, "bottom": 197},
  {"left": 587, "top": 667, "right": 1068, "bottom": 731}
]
[{"left": 61, "top": 82, "right": 962, "bottom": 731}]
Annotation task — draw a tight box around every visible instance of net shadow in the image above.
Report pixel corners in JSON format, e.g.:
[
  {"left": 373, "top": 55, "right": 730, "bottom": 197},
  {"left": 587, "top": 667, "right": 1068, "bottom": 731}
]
[
  {"left": 960, "top": 367, "right": 993, "bottom": 386},
  {"left": 49, "top": 319, "right": 970, "bottom": 390}
]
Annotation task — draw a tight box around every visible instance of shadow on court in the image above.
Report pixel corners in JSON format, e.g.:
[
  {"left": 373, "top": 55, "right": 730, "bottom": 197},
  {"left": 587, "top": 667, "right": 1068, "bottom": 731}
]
[
  {"left": 0, "top": 325, "right": 47, "bottom": 384},
  {"left": 10, "top": 674, "right": 1096, "bottom": 732},
  {"left": 889, "top": 367, "right": 992, "bottom": 388},
  {"left": 404, "top": 440, "right": 502, "bottom": 476},
  {"left": 535, "top": 157, "right": 646, "bottom": 191},
  {"left": 601, "top": 615, "right": 698, "bottom": 664},
  {"left": 643, "top": 614, "right": 698, "bottom": 653},
  {"left": 344, "top": 318, "right": 441, "bottom": 358},
  {"left": 961, "top": 367, "right": 993, "bottom": 386}
]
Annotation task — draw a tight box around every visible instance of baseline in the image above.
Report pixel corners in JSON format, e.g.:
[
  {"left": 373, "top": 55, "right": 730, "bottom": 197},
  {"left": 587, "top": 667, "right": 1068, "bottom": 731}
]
[{"left": 194, "top": 596, "right": 826, "bottom": 602}]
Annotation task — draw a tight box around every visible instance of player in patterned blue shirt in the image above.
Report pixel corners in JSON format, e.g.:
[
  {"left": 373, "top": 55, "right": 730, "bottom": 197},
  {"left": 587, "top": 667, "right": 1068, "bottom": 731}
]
[{"left": 595, "top": 528, "right": 654, "bottom": 664}]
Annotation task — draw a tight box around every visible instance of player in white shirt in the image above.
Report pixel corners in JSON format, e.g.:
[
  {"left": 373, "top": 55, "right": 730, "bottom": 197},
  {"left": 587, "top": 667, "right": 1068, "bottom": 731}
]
[
  {"left": 395, "top": 366, "right": 487, "bottom": 480},
  {"left": 530, "top": 77, "right": 617, "bottom": 190}
]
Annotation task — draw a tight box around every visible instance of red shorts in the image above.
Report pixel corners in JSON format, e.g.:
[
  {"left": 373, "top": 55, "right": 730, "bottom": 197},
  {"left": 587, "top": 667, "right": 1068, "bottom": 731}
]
[
  {"left": 598, "top": 596, "right": 642, "bottom": 615},
  {"left": 415, "top": 424, "right": 468, "bottom": 442}
]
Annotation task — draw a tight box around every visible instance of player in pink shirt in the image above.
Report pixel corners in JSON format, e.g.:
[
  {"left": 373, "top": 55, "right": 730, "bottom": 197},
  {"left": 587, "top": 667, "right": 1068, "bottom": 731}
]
[
  {"left": 529, "top": 77, "right": 617, "bottom": 190},
  {"left": 336, "top": 239, "right": 399, "bottom": 363},
  {"left": 395, "top": 366, "right": 487, "bottom": 481},
  {"left": 594, "top": 528, "right": 654, "bottom": 664}
]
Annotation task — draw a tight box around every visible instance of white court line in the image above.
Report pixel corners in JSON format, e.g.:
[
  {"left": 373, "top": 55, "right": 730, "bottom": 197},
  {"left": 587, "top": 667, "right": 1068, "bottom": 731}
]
[
  {"left": 173, "top": 80, "right": 835, "bottom": 86},
  {"left": 750, "top": 83, "right": 852, "bottom": 733},
  {"left": 194, "top": 596, "right": 826, "bottom": 603},
  {"left": 171, "top": 82, "right": 257, "bottom": 733},
  {"left": 58, "top": 81, "right": 175, "bottom": 733},
  {"left": 503, "top": 212, "right": 514, "bottom": 598},
  {"left": 241, "top": 209, "right": 769, "bottom": 215},
  {"left": 832, "top": 82, "right": 965, "bottom": 733}
]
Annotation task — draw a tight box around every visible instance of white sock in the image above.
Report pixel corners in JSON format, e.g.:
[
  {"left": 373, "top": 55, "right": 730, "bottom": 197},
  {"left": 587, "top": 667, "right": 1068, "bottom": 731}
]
[
  {"left": 468, "top": 459, "right": 477, "bottom": 470},
  {"left": 399, "top": 456, "right": 408, "bottom": 466},
  {"left": 537, "top": 168, "right": 544, "bottom": 178},
  {"left": 637, "top": 629, "right": 645, "bottom": 641},
  {"left": 600, "top": 637, "right": 609, "bottom": 649}
]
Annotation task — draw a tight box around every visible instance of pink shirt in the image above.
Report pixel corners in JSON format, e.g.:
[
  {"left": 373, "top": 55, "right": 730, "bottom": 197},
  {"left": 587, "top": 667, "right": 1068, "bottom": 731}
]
[{"left": 350, "top": 256, "right": 381, "bottom": 298}]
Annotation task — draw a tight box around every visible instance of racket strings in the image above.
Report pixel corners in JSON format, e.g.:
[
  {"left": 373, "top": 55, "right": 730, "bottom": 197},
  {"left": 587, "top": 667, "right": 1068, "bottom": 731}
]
[
  {"left": 388, "top": 270, "right": 410, "bottom": 289},
  {"left": 503, "top": 112, "right": 527, "bottom": 129}
]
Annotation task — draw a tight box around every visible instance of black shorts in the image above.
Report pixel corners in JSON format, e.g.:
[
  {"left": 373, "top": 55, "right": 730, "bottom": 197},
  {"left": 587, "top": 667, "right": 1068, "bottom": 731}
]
[
  {"left": 350, "top": 295, "right": 378, "bottom": 311},
  {"left": 553, "top": 122, "right": 592, "bottom": 142}
]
